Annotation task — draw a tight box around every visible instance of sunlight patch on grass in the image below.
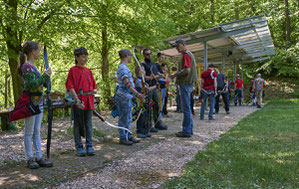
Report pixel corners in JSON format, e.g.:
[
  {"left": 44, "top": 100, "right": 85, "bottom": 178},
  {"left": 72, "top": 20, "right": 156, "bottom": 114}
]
[{"left": 164, "top": 99, "right": 299, "bottom": 188}]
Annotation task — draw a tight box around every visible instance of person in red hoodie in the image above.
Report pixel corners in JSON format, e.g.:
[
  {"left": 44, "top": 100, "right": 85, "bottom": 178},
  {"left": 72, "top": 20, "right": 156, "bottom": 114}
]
[
  {"left": 200, "top": 64, "right": 217, "bottom": 120},
  {"left": 66, "top": 47, "right": 97, "bottom": 156},
  {"left": 234, "top": 74, "right": 243, "bottom": 106}
]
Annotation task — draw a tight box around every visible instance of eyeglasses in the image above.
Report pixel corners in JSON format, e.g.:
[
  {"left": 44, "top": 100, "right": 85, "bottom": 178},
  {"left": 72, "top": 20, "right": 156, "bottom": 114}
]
[{"left": 145, "top": 53, "right": 152, "bottom": 56}]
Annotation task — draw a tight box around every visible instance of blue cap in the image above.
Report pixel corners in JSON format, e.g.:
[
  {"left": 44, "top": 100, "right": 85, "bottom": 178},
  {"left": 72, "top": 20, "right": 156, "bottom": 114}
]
[{"left": 172, "top": 38, "right": 186, "bottom": 47}]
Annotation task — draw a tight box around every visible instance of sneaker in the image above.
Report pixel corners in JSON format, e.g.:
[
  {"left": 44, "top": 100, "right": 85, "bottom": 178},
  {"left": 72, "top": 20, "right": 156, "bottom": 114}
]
[
  {"left": 129, "top": 137, "right": 141, "bottom": 143},
  {"left": 175, "top": 132, "right": 191, "bottom": 138},
  {"left": 146, "top": 133, "right": 152, "bottom": 137},
  {"left": 137, "top": 133, "right": 147, "bottom": 138},
  {"left": 257, "top": 104, "right": 262, "bottom": 108},
  {"left": 209, "top": 117, "right": 215, "bottom": 120},
  {"left": 200, "top": 117, "right": 204, "bottom": 120},
  {"left": 86, "top": 147, "right": 95, "bottom": 156},
  {"left": 76, "top": 147, "right": 86, "bottom": 156},
  {"left": 119, "top": 139, "right": 133, "bottom": 145},
  {"left": 27, "top": 158, "right": 39, "bottom": 169},
  {"left": 150, "top": 127, "right": 158, "bottom": 133},
  {"left": 214, "top": 111, "right": 218, "bottom": 114},
  {"left": 36, "top": 158, "right": 53, "bottom": 167}
]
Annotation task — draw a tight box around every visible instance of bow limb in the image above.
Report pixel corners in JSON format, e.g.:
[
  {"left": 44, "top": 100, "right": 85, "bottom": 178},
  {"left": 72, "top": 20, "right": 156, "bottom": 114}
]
[
  {"left": 93, "top": 110, "right": 132, "bottom": 134},
  {"left": 133, "top": 46, "right": 145, "bottom": 83},
  {"left": 44, "top": 43, "right": 53, "bottom": 160}
]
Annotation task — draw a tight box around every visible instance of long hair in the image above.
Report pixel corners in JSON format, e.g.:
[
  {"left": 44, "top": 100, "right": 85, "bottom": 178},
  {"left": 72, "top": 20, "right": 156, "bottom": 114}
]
[{"left": 18, "top": 41, "right": 39, "bottom": 75}]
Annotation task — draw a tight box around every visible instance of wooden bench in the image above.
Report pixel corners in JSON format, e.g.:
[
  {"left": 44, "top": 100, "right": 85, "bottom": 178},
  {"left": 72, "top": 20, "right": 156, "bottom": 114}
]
[{"left": 0, "top": 110, "right": 10, "bottom": 131}]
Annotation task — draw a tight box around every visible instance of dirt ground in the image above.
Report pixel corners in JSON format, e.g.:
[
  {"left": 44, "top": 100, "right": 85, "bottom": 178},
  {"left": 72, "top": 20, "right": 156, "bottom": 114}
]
[{"left": 0, "top": 105, "right": 257, "bottom": 188}]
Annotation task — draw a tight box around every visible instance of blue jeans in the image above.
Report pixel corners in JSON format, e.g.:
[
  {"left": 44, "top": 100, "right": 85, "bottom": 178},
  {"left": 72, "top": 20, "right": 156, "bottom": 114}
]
[
  {"left": 200, "top": 90, "right": 215, "bottom": 119},
  {"left": 24, "top": 104, "right": 43, "bottom": 160},
  {"left": 179, "top": 84, "right": 194, "bottom": 135},
  {"left": 158, "top": 88, "right": 166, "bottom": 121},
  {"left": 115, "top": 94, "right": 133, "bottom": 140}
]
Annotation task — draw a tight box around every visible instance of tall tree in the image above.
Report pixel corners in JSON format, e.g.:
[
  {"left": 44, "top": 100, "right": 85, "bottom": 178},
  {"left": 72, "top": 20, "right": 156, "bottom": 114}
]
[
  {"left": 284, "top": 0, "right": 291, "bottom": 49},
  {"left": 0, "top": 0, "right": 67, "bottom": 102}
]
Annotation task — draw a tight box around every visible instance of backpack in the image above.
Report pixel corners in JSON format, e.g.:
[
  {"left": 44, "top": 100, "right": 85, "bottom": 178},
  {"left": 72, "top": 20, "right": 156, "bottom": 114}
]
[{"left": 255, "top": 78, "right": 264, "bottom": 91}]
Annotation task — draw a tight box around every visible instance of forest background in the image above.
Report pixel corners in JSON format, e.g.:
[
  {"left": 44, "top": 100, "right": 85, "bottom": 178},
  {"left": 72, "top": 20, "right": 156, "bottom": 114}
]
[{"left": 0, "top": 0, "right": 298, "bottom": 109}]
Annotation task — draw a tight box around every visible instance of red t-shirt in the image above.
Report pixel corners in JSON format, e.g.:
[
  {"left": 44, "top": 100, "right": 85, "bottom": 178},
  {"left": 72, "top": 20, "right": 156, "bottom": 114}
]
[
  {"left": 235, "top": 79, "right": 243, "bottom": 89},
  {"left": 201, "top": 69, "right": 217, "bottom": 91},
  {"left": 182, "top": 53, "right": 191, "bottom": 68},
  {"left": 66, "top": 66, "right": 97, "bottom": 110}
]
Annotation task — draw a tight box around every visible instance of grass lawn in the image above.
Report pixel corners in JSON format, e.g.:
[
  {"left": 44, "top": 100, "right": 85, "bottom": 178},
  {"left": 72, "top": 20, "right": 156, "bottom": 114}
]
[{"left": 165, "top": 99, "right": 299, "bottom": 188}]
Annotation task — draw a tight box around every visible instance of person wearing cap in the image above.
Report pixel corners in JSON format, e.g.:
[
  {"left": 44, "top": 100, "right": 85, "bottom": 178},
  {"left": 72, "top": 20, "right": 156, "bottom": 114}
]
[
  {"left": 214, "top": 66, "right": 230, "bottom": 114},
  {"left": 249, "top": 77, "right": 257, "bottom": 106},
  {"left": 66, "top": 47, "right": 97, "bottom": 156},
  {"left": 141, "top": 48, "right": 168, "bottom": 132},
  {"left": 234, "top": 74, "right": 243, "bottom": 106},
  {"left": 253, "top": 73, "right": 266, "bottom": 108},
  {"left": 170, "top": 38, "right": 198, "bottom": 137},
  {"left": 115, "top": 49, "right": 145, "bottom": 145},
  {"left": 199, "top": 64, "right": 217, "bottom": 120}
]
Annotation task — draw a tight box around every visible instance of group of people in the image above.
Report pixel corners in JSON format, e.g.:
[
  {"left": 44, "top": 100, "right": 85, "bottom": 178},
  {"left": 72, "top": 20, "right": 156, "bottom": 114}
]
[{"left": 15, "top": 38, "right": 265, "bottom": 169}]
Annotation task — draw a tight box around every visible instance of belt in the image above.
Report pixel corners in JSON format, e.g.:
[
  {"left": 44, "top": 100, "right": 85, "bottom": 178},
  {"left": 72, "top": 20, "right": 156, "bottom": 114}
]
[{"left": 77, "top": 91, "right": 96, "bottom": 96}]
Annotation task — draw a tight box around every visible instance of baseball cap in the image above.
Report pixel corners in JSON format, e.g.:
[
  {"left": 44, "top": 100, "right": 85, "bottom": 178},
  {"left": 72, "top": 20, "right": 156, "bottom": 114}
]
[
  {"left": 208, "top": 64, "right": 215, "bottom": 68},
  {"left": 257, "top": 73, "right": 261, "bottom": 77},
  {"left": 172, "top": 38, "right": 186, "bottom": 47},
  {"left": 118, "top": 49, "right": 133, "bottom": 57},
  {"left": 236, "top": 74, "right": 240, "bottom": 77},
  {"left": 74, "top": 47, "right": 88, "bottom": 56}
]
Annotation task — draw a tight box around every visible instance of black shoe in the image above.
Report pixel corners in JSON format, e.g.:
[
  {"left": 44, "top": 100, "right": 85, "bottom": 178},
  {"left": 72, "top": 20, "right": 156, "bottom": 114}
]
[
  {"left": 36, "top": 158, "right": 53, "bottom": 167},
  {"left": 209, "top": 117, "right": 215, "bottom": 120},
  {"left": 27, "top": 158, "right": 39, "bottom": 169},
  {"left": 155, "top": 121, "right": 168, "bottom": 130},
  {"left": 200, "top": 117, "right": 204, "bottom": 120},
  {"left": 129, "top": 137, "right": 141, "bottom": 143},
  {"left": 215, "top": 111, "right": 218, "bottom": 114},
  {"left": 150, "top": 127, "right": 158, "bottom": 133},
  {"left": 226, "top": 111, "right": 230, "bottom": 114},
  {"left": 175, "top": 132, "right": 191, "bottom": 138},
  {"left": 119, "top": 139, "right": 133, "bottom": 145},
  {"left": 257, "top": 104, "right": 262, "bottom": 108}
]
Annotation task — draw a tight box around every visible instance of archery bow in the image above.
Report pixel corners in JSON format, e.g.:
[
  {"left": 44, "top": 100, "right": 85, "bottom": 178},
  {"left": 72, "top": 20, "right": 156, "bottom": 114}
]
[
  {"left": 132, "top": 46, "right": 146, "bottom": 121},
  {"left": 150, "top": 65, "right": 163, "bottom": 126},
  {"left": 44, "top": 43, "right": 53, "bottom": 160}
]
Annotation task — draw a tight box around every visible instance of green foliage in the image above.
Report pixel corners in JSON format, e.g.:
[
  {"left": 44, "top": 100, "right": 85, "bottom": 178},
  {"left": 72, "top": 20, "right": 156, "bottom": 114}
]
[
  {"left": 0, "top": 0, "right": 298, "bottom": 107},
  {"left": 165, "top": 99, "right": 299, "bottom": 188},
  {"left": 267, "top": 45, "right": 299, "bottom": 78}
]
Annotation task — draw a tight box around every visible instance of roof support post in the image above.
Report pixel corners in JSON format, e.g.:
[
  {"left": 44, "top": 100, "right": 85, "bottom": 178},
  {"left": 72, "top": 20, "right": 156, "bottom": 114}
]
[
  {"left": 240, "top": 60, "right": 244, "bottom": 79},
  {"left": 222, "top": 53, "right": 225, "bottom": 73},
  {"left": 233, "top": 60, "right": 237, "bottom": 81},
  {"left": 204, "top": 42, "right": 208, "bottom": 70}
]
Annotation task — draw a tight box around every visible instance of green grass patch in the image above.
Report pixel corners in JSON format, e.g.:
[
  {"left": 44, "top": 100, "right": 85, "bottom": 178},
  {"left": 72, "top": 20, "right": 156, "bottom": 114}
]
[{"left": 165, "top": 99, "right": 299, "bottom": 188}]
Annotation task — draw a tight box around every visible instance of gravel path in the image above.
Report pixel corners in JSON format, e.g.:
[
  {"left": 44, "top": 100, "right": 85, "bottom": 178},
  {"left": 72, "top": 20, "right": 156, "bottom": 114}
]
[{"left": 55, "top": 105, "right": 257, "bottom": 189}]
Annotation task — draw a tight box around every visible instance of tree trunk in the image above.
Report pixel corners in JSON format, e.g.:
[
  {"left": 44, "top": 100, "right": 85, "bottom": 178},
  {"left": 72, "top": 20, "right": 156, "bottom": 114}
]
[
  {"left": 210, "top": 0, "right": 215, "bottom": 24},
  {"left": 284, "top": 0, "right": 291, "bottom": 49},
  {"left": 234, "top": 1, "right": 239, "bottom": 20},
  {"left": 5, "top": 0, "right": 23, "bottom": 103},
  {"left": 101, "top": 24, "right": 111, "bottom": 103},
  {"left": 4, "top": 72, "right": 8, "bottom": 107}
]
